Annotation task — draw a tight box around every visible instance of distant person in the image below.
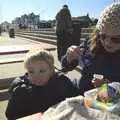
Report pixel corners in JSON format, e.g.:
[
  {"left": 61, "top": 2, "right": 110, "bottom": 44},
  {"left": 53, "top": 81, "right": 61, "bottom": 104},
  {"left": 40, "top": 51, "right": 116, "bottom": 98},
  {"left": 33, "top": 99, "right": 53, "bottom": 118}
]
[
  {"left": 9, "top": 27, "right": 15, "bottom": 38},
  {"left": 56, "top": 4, "right": 73, "bottom": 61},
  {"left": 6, "top": 49, "right": 79, "bottom": 120}
]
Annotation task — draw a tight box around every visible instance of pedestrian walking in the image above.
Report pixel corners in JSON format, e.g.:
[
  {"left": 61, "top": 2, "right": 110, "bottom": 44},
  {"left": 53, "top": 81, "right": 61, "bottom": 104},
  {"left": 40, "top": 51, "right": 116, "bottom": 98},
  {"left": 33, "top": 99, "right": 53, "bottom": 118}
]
[
  {"left": 62, "top": 3, "right": 120, "bottom": 95},
  {"left": 56, "top": 4, "right": 73, "bottom": 61}
]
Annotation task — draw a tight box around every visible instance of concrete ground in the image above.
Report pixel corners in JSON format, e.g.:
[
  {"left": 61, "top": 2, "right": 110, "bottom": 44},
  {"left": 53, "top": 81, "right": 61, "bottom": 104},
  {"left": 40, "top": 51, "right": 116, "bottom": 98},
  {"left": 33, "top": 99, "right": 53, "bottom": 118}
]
[{"left": 0, "top": 33, "right": 81, "bottom": 120}]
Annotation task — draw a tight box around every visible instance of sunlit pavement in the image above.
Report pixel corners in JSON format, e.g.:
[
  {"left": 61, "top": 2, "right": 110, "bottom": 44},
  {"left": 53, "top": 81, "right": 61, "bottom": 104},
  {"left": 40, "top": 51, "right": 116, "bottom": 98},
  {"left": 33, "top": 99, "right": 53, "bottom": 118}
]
[
  {"left": 0, "top": 32, "right": 56, "bottom": 54},
  {"left": 0, "top": 32, "right": 56, "bottom": 46}
]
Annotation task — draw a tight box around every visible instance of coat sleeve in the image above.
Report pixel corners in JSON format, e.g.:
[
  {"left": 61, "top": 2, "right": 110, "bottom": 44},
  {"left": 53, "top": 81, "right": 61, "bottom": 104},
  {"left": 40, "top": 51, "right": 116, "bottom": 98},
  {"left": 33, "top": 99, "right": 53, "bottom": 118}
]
[
  {"left": 58, "top": 74, "right": 80, "bottom": 97},
  {"left": 5, "top": 77, "right": 30, "bottom": 119}
]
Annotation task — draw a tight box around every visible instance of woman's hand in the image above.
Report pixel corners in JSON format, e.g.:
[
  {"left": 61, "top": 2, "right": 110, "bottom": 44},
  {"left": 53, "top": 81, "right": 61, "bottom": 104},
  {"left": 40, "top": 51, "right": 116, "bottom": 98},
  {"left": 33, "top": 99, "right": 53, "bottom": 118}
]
[{"left": 66, "top": 45, "right": 84, "bottom": 63}]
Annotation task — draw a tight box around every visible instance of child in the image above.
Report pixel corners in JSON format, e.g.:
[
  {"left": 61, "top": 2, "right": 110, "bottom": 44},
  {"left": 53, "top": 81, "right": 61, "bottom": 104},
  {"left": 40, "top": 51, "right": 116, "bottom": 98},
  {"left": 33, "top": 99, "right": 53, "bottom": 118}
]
[
  {"left": 6, "top": 49, "right": 79, "bottom": 120},
  {"left": 61, "top": 3, "right": 120, "bottom": 95}
]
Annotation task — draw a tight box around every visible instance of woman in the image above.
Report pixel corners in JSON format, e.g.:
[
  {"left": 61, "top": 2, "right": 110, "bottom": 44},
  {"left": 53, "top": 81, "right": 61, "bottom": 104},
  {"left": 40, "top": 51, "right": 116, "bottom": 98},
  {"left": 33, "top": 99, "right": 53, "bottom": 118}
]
[{"left": 61, "top": 3, "right": 120, "bottom": 95}]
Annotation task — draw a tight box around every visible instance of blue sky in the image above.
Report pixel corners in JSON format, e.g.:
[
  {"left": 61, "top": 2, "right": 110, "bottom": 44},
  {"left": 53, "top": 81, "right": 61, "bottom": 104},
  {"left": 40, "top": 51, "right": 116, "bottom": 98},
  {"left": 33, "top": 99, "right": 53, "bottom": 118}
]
[{"left": 0, "top": 0, "right": 115, "bottom": 23}]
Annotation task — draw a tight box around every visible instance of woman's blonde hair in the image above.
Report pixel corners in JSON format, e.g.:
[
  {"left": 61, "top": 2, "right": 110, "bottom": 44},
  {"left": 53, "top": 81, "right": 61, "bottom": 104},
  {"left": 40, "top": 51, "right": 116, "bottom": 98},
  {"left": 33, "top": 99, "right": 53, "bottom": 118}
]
[
  {"left": 89, "top": 29, "right": 103, "bottom": 56},
  {"left": 24, "top": 49, "right": 55, "bottom": 76}
]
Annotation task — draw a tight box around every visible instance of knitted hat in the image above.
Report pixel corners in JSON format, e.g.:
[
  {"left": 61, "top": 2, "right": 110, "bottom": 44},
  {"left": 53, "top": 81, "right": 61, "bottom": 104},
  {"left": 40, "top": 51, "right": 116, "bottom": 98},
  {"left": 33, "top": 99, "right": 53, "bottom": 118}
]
[{"left": 96, "top": 3, "right": 120, "bottom": 35}]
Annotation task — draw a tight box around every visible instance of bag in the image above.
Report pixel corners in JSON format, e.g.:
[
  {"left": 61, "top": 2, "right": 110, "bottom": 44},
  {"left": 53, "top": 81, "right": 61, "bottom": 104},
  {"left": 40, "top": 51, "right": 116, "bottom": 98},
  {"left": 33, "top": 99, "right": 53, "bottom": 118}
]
[{"left": 42, "top": 96, "right": 120, "bottom": 120}]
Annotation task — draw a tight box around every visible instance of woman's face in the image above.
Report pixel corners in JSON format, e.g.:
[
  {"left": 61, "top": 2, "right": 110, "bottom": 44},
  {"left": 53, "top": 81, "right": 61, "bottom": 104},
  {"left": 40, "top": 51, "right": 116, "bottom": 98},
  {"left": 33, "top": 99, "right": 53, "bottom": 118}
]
[
  {"left": 100, "top": 34, "right": 120, "bottom": 53},
  {"left": 26, "top": 60, "right": 52, "bottom": 86}
]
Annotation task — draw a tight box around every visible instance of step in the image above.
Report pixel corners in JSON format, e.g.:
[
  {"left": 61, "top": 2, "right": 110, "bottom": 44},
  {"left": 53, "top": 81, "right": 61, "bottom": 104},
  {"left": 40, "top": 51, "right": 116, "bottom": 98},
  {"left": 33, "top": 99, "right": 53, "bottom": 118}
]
[
  {"left": 16, "top": 34, "right": 57, "bottom": 45},
  {"left": 81, "top": 33, "right": 91, "bottom": 38},
  {"left": 16, "top": 29, "right": 92, "bottom": 41},
  {"left": 34, "top": 28, "right": 55, "bottom": 31},
  {"left": 0, "top": 44, "right": 56, "bottom": 54},
  {"left": 17, "top": 31, "right": 91, "bottom": 39},
  {"left": 17, "top": 27, "right": 94, "bottom": 34},
  {"left": 0, "top": 45, "right": 28, "bottom": 55},
  {"left": 0, "top": 58, "right": 24, "bottom": 64},
  {"left": 16, "top": 30, "right": 56, "bottom": 35},
  {"left": 16, "top": 32, "right": 56, "bottom": 40},
  {"left": 18, "top": 28, "right": 55, "bottom": 32},
  {"left": 81, "top": 28, "right": 94, "bottom": 33}
]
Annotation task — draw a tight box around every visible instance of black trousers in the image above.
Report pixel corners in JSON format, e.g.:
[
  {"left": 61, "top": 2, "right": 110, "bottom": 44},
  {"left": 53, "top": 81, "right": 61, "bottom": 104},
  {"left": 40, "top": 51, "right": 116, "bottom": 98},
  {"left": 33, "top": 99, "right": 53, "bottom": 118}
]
[{"left": 56, "top": 30, "right": 72, "bottom": 61}]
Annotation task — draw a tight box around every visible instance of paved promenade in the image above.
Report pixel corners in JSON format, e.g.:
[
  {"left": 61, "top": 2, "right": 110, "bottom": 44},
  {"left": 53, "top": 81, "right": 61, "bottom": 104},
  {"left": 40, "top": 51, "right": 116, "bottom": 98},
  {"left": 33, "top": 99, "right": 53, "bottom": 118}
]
[{"left": 0, "top": 33, "right": 56, "bottom": 78}]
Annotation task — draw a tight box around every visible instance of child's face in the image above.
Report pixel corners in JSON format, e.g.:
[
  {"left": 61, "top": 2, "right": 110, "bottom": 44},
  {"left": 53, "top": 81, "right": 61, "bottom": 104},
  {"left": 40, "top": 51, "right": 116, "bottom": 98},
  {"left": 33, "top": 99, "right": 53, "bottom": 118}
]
[
  {"left": 100, "top": 34, "right": 120, "bottom": 53},
  {"left": 26, "top": 60, "right": 52, "bottom": 86}
]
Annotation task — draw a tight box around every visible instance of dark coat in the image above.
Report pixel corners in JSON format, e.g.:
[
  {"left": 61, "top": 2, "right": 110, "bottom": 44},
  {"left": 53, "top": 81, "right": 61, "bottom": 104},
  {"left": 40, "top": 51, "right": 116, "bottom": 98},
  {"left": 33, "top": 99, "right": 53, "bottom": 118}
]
[
  {"left": 62, "top": 50, "right": 120, "bottom": 94},
  {"left": 56, "top": 7, "right": 72, "bottom": 33},
  {"left": 55, "top": 7, "right": 73, "bottom": 61},
  {"left": 6, "top": 73, "right": 79, "bottom": 120}
]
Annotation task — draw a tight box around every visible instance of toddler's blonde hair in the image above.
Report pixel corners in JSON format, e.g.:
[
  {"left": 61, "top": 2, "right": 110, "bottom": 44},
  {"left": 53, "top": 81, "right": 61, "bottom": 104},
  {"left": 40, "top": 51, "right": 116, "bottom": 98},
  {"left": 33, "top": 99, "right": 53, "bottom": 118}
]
[{"left": 24, "top": 49, "right": 55, "bottom": 75}]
